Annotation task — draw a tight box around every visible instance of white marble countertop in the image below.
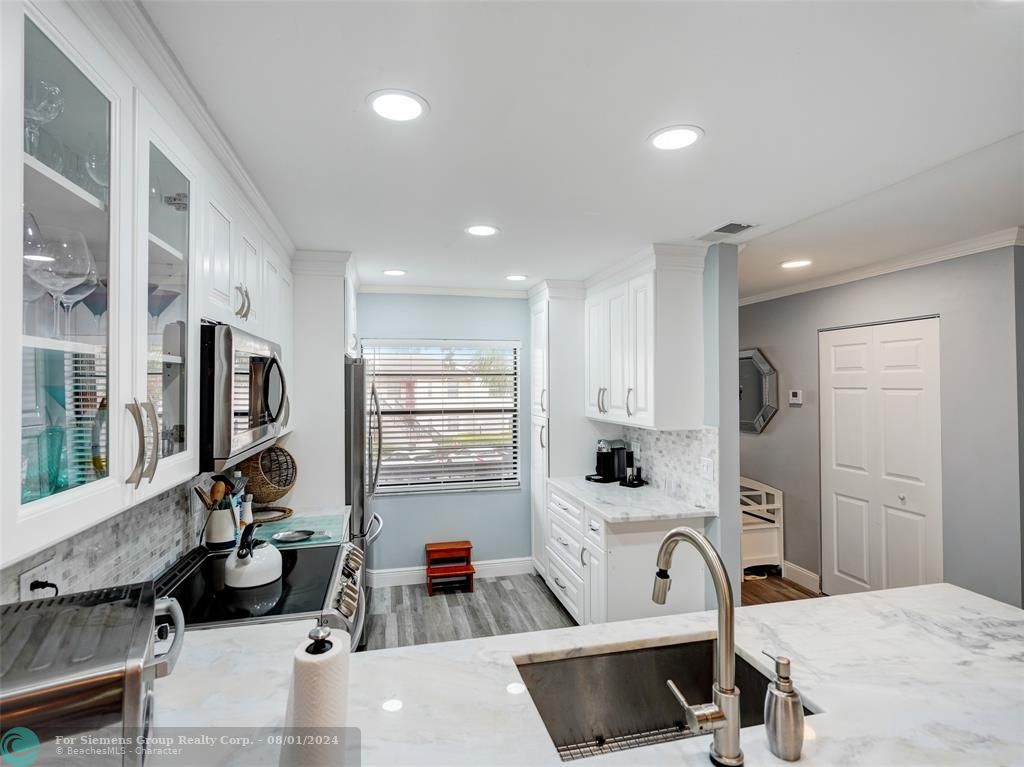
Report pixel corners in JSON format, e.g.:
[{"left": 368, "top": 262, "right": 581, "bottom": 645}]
[
  {"left": 153, "top": 583, "right": 1024, "bottom": 765},
  {"left": 548, "top": 476, "right": 717, "bottom": 523}
]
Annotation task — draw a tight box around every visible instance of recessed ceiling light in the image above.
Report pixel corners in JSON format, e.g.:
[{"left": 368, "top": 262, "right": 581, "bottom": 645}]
[
  {"left": 648, "top": 125, "right": 704, "bottom": 151},
  {"left": 465, "top": 225, "right": 499, "bottom": 237},
  {"left": 381, "top": 699, "right": 403, "bottom": 713},
  {"left": 506, "top": 274, "right": 527, "bottom": 282},
  {"left": 506, "top": 682, "right": 527, "bottom": 695},
  {"left": 368, "top": 90, "right": 428, "bottom": 121},
  {"left": 383, "top": 269, "right": 406, "bottom": 277},
  {"left": 780, "top": 259, "right": 812, "bottom": 269}
]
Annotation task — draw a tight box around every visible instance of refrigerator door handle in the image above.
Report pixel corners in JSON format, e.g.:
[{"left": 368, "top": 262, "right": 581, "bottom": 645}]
[
  {"left": 365, "top": 513, "right": 384, "bottom": 547},
  {"left": 370, "top": 386, "right": 383, "bottom": 493}
]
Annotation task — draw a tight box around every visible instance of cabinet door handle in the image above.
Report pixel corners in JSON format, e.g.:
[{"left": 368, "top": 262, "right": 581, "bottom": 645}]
[
  {"left": 242, "top": 287, "right": 253, "bottom": 320},
  {"left": 554, "top": 576, "right": 566, "bottom": 590},
  {"left": 234, "top": 284, "right": 247, "bottom": 317},
  {"left": 597, "top": 387, "right": 606, "bottom": 413},
  {"left": 626, "top": 387, "right": 633, "bottom": 417},
  {"left": 540, "top": 388, "right": 547, "bottom": 413},
  {"left": 125, "top": 399, "right": 145, "bottom": 488},
  {"left": 581, "top": 546, "right": 587, "bottom": 567},
  {"left": 539, "top": 424, "right": 546, "bottom": 449},
  {"left": 142, "top": 399, "right": 160, "bottom": 483}
]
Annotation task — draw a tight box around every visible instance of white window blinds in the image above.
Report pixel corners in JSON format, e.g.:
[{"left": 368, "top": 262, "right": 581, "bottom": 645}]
[{"left": 363, "top": 340, "right": 521, "bottom": 494}]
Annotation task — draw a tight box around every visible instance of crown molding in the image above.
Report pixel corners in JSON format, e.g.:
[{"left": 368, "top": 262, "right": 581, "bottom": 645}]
[
  {"left": 359, "top": 285, "right": 528, "bottom": 300},
  {"left": 585, "top": 242, "right": 707, "bottom": 293},
  {"left": 739, "top": 227, "right": 1024, "bottom": 306},
  {"left": 528, "top": 279, "right": 586, "bottom": 303},
  {"left": 90, "top": 0, "right": 295, "bottom": 254},
  {"left": 292, "top": 250, "right": 351, "bottom": 276}
]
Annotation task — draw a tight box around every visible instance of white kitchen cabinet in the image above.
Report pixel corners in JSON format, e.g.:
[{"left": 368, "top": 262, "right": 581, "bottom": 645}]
[
  {"left": 544, "top": 482, "right": 707, "bottom": 624},
  {"left": 530, "top": 301, "right": 548, "bottom": 418},
  {"left": 582, "top": 544, "right": 606, "bottom": 624},
  {"left": 528, "top": 282, "right": 612, "bottom": 582},
  {"left": 130, "top": 94, "right": 202, "bottom": 500},
  {"left": 3, "top": 2, "right": 136, "bottom": 564},
  {"left": 345, "top": 259, "right": 359, "bottom": 355},
  {"left": 584, "top": 244, "right": 705, "bottom": 431},
  {"left": 531, "top": 416, "right": 548, "bottom": 577},
  {"left": 1, "top": 1, "right": 293, "bottom": 566}
]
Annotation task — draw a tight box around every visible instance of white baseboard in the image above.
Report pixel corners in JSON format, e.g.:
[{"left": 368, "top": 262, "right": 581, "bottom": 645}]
[
  {"left": 782, "top": 560, "right": 821, "bottom": 593},
  {"left": 366, "top": 556, "right": 534, "bottom": 589}
]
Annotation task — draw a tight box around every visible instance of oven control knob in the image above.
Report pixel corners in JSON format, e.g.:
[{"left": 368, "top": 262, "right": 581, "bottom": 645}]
[
  {"left": 339, "top": 596, "right": 357, "bottom": 618},
  {"left": 342, "top": 582, "right": 359, "bottom": 603},
  {"left": 346, "top": 547, "right": 364, "bottom": 566}
]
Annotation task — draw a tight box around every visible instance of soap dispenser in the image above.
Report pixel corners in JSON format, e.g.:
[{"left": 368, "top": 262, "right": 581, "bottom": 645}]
[{"left": 762, "top": 650, "right": 804, "bottom": 761}]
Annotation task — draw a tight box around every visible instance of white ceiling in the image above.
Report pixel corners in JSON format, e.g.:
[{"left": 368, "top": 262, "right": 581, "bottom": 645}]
[{"left": 141, "top": 0, "right": 1024, "bottom": 295}]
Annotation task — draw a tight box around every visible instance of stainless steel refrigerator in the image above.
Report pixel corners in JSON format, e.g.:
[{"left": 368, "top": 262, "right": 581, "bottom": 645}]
[{"left": 345, "top": 355, "right": 383, "bottom": 554}]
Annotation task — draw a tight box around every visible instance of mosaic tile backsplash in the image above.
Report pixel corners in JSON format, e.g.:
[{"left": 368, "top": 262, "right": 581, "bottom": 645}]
[
  {"left": 0, "top": 479, "right": 206, "bottom": 603},
  {"left": 623, "top": 426, "right": 718, "bottom": 511}
]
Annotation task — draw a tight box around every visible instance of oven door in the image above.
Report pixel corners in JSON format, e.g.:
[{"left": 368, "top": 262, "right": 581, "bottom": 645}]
[{"left": 201, "top": 324, "right": 286, "bottom": 471}]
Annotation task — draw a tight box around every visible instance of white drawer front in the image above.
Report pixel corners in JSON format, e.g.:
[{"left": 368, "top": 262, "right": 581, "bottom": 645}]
[
  {"left": 546, "top": 547, "right": 583, "bottom": 622},
  {"left": 548, "top": 490, "right": 583, "bottom": 530},
  {"left": 548, "top": 515, "right": 583, "bottom": 577},
  {"left": 584, "top": 510, "right": 605, "bottom": 551}
]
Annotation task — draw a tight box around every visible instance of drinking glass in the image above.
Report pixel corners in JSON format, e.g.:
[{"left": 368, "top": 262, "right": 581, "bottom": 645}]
[
  {"left": 23, "top": 211, "right": 47, "bottom": 261},
  {"left": 24, "top": 80, "right": 64, "bottom": 157},
  {"left": 26, "top": 228, "right": 91, "bottom": 339},
  {"left": 60, "top": 263, "right": 98, "bottom": 336}
]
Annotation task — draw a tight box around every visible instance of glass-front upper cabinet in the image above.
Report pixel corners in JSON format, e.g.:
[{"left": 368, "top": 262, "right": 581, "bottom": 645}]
[
  {"left": 21, "top": 17, "right": 113, "bottom": 504},
  {"left": 8, "top": 3, "right": 134, "bottom": 564},
  {"left": 133, "top": 96, "right": 199, "bottom": 494}
]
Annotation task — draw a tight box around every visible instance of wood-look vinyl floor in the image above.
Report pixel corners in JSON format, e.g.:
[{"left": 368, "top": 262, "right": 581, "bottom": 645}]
[
  {"left": 741, "top": 575, "right": 820, "bottom": 606},
  {"left": 363, "top": 574, "right": 576, "bottom": 651}
]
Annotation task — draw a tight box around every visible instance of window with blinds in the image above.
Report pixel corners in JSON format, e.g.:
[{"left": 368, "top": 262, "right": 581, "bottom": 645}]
[{"left": 363, "top": 340, "right": 521, "bottom": 494}]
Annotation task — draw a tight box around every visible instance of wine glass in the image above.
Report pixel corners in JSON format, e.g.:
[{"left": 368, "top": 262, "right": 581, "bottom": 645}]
[
  {"left": 24, "top": 80, "right": 63, "bottom": 158},
  {"left": 26, "top": 227, "right": 91, "bottom": 339},
  {"left": 23, "top": 211, "right": 48, "bottom": 262},
  {"left": 85, "top": 133, "right": 110, "bottom": 195},
  {"left": 60, "top": 263, "right": 98, "bottom": 336}
]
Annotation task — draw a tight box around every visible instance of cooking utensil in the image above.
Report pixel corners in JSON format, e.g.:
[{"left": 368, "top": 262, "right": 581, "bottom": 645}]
[{"left": 193, "top": 485, "right": 213, "bottom": 510}]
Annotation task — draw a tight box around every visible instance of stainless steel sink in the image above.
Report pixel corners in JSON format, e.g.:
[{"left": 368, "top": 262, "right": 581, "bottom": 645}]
[{"left": 517, "top": 639, "right": 808, "bottom": 762}]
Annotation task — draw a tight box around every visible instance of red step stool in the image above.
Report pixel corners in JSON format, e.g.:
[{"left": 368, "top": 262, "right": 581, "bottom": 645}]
[{"left": 425, "top": 540, "right": 475, "bottom": 596}]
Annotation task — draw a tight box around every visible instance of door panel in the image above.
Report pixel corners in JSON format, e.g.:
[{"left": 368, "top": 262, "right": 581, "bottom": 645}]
[
  {"left": 821, "top": 318, "right": 942, "bottom": 596},
  {"left": 531, "top": 417, "right": 548, "bottom": 577},
  {"left": 604, "top": 284, "right": 628, "bottom": 420},
  {"left": 585, "top": 296, "right": 606, "bottom": 417},
  {"left": 627, "top": 273, "right": 654, "bottom": 425},
  {"left": 531, "top": 302, "right": 548, "bottom": 417}
]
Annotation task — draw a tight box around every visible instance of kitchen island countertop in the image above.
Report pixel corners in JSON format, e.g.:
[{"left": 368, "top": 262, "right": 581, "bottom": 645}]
[{"left": 152, "top": 582, "right": 1024, "bottom": 766}]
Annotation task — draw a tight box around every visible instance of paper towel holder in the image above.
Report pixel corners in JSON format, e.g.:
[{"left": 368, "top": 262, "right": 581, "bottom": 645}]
[{"left": 306, "top": 624, "right": 334, "bottom": 654}]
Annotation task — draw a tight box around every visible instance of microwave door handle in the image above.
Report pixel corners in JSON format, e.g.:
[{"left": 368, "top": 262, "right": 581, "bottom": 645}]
[{"left": 264, "top": 355, "right": 288, "bottom": 424}]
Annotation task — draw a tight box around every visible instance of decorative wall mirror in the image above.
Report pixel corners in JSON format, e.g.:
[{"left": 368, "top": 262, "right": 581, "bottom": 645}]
[{"left": 739, "top": 348, "right": 778, "bottom": 434}]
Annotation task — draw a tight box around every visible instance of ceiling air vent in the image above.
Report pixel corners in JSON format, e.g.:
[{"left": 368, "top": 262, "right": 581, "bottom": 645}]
[{"left": 698, "top": 222, "right": 756, "bottom": 242}]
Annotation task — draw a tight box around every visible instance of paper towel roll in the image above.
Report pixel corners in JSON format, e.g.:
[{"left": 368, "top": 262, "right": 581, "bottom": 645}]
[{"left": 280, "top": 626, "right": 351, "bottom": 767}]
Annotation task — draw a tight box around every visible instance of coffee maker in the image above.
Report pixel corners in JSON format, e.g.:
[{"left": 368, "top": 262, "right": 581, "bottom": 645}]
[{"left": 586, "top": 439, "right": 629, "bottom": 483}]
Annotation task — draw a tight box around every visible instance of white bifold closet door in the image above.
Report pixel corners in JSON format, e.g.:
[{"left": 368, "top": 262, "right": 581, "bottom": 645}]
[{"left": 819, "top": 318, "right": 942, "bottom": 596}]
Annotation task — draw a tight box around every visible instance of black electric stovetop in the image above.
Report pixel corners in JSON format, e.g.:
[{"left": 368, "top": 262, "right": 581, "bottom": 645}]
[{"left": 156, "top": 543, "right": 340, "bottom": 628}]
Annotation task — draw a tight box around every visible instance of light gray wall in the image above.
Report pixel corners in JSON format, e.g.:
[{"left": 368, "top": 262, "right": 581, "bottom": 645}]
[
  {"left": 739, "top": 246, "right": 1023, "bottom": 607},
  {"left": 358, "top": 293, "right": 531, "bottom": 571},
  {"left": 703, "top": 244, "right": 742, "bottom": 595}
]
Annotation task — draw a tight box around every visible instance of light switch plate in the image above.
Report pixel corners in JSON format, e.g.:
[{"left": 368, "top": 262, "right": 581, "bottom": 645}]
[
  {"left": 701, "top": 457, "right": 715, "bottom": 481},
  {"left": 19, "top": 557, "right": 56, "bottom": 602},
  {"left": 788, "top": 389, "right": 804, "bottom": 406}
]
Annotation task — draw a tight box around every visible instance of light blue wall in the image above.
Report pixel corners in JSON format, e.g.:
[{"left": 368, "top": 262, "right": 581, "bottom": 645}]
[{"left": 358, "top": 293, "right": 532, "bottom": 570}]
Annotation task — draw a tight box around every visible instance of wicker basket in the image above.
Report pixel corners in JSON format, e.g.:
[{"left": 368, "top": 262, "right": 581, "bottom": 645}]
[{"left": 239, "top": 446, "right": 297, "bottom": 504}]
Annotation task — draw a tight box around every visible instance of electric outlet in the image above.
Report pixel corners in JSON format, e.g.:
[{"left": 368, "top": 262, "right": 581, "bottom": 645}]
[
  {"left": 701, "top": 457, "right": 716, "bottom": 481},
  {"left": 19, "top": 557, "right": 57, "bottom": 601}
]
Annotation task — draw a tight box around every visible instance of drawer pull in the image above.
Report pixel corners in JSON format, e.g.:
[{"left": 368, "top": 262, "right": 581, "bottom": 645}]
[
  {"left": 589, "top": 522, "right": 601, "bottom": 533},
  {"left": 554, "top": 576, "right": 566, "bottom": 590},
  {"left": 557, "top": 536, "right": 569, "bottom": 547}
]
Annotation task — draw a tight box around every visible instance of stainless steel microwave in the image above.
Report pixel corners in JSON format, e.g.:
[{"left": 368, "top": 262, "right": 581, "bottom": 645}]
[{"left": 200, "top": 324, "right": 289, "bottom": 471}]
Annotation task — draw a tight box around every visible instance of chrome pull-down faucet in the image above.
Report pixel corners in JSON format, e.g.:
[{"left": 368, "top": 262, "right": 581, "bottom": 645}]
[{"left": 652, "top": 527, "right": 743, "bottom": 767}]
